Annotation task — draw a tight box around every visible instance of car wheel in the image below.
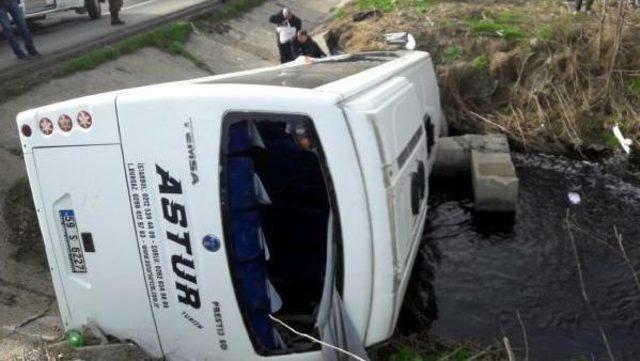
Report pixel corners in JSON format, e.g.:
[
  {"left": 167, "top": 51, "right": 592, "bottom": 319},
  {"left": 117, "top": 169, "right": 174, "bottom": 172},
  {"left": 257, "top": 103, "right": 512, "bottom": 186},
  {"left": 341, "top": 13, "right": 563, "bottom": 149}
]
[{"left": 85, "top": 0, "right": 102, "bottom": 20}]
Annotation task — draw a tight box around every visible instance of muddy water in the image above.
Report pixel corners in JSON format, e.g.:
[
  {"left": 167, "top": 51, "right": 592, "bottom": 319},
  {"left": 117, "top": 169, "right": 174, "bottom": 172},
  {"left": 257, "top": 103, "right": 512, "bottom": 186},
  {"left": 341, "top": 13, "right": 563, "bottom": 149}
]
[{"left": 407, "top": 154, "right": 640, "bottom": 360}]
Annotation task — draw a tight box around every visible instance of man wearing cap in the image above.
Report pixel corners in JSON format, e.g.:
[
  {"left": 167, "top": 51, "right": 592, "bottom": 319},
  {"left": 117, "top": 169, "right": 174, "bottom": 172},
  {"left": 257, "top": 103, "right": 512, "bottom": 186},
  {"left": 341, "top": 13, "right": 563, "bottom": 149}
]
[
  {"left": 108, "top": 0, "right": 124, "bottom": 25},
  {"left": 0, "top": 0, "right": 40, "bottom": 59},
  {"left": 269, "top": 7, "right": 301, "bottom": 63},
  {"left": 292, "top": 30, "right": 326, "bottom": 59}
]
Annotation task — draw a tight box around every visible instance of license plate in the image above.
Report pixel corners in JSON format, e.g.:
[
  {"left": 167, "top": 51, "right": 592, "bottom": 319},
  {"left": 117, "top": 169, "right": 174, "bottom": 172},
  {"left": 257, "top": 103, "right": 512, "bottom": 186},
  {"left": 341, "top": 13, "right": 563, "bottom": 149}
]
[{"left": 59, "top": 209, "right": 87, "bottom": 273}]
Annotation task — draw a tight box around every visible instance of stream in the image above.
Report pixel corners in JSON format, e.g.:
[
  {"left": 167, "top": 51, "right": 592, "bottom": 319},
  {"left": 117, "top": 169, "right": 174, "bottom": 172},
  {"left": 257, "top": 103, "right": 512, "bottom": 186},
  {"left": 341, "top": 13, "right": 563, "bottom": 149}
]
[{"left": 403, "top": 153, "right": 640, "bottom": 360}]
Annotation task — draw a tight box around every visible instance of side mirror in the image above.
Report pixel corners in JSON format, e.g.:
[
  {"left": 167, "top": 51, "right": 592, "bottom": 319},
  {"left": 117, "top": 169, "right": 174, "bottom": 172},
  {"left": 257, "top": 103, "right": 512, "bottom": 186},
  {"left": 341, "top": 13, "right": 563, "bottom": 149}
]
[{"left": 384, "top": 32, "right": 416, "bottom": 50}]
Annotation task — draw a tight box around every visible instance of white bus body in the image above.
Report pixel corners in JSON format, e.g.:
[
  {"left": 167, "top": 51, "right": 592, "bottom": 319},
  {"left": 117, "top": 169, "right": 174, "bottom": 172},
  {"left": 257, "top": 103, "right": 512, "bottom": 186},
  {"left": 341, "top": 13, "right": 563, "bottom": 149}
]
[
  {"left": 16, "top": 51, "right": 443, "bottom": 360},
  {"left": 22, "top": 0, "right": 102, "bottom": 20}
]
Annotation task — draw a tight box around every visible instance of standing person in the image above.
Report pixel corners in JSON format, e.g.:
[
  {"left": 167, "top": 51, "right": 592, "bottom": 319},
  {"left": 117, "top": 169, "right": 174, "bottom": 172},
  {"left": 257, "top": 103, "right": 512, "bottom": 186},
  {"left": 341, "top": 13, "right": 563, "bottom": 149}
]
[
  {"left": 575, "top": 0, "right": 594, "bottom": 14},
  {"left": 292, "top": 30, "right": 326, "bottom": 59},
  {"left": 108, "top": 0, "right": 124, "bottom": 25},
  {"left": 269, "top": 7, "right": 301, "bottom": 64},
  {"left": 0, "top": 0, "right": 40, "bottom": 59}
]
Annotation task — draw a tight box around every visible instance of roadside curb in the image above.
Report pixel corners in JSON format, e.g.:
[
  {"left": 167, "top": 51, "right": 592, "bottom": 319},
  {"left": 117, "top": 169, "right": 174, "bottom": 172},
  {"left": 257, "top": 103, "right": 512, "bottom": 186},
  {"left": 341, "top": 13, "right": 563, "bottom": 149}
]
[{"left": 0, "top": 0, "right": 224, "bottom": 94}]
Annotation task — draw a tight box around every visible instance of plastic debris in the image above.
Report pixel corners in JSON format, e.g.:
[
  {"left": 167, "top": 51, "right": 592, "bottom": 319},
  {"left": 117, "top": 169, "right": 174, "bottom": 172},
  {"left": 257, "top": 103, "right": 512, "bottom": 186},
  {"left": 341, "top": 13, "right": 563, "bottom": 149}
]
[
  {"left": 613, "top": 125, "right": 633, "bottom": 154},
  {"left": 67, "top": 329, "right": 85, "bottom": 348},
  {"left": 405, "top": 34, "right": 416, "bottom": 50},
  {"left": 568, "top": 192, "right": 581, "bottom": 205}
]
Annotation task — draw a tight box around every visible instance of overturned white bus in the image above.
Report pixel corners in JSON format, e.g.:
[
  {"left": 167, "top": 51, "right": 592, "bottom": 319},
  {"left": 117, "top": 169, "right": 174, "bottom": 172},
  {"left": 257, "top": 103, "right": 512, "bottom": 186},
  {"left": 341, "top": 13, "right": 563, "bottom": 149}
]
[{"left": 16, "top": 51, "right": 444, "bottom": 360}]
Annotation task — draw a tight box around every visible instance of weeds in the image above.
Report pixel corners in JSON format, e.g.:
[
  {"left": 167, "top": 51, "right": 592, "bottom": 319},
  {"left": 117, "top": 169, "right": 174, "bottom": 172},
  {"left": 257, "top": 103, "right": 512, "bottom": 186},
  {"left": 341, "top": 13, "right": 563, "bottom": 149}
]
[
  {"left": 334, "top": 7, "right": 348, "bottom": 20},
  {"left": 465, "top": 11, "right": 526, "bottom": 41},
  {"left": 471, "top": 54, "right": 489, "bottom": 71},
  {"left": 442, "top": 46, "right": 463, "bottom": 61},
  {"left": 357, "top": 0, "right": 396, "bottom": 12},
  {"left": 357, "top": 0, "right": 440, "bottom": 13},
  {"left": 537, "top": 25, "right": 554, "bottom": 42},
  {"left": 628, "top": 78, "right": 640, "bottom": 95},
  {"left": 377, "top": 336, "right": 504, "bottom": 361}
]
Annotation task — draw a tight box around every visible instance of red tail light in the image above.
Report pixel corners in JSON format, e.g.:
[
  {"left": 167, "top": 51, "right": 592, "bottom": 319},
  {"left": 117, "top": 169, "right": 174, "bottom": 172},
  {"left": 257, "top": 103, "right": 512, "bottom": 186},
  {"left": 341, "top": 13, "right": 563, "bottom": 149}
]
[{"left": 21, "top": 124, "right": 32, "bottom": 137}]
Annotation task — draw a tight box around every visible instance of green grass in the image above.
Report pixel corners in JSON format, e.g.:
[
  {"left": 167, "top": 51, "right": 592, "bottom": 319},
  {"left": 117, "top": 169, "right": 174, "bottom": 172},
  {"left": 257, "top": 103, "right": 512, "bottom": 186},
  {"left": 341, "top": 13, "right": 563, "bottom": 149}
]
[
  {"left": 465, "top": 11, "right": 526, "bottom": 41},
  {"left": 628, "top": 78, "right": 640, "bottom": 95},
  {"left": 537, "top": 24, "right": 554, "bottom": 42},
  {"left": 334, "top": 7, "right": 348, "bottom": 19},
  {"left": 471, "top": 54, "right": 489, "bottom": 71},
  {"left": 357, "top": 0, "right": 397, "bottom": 12},
  {"left": 495, "top": 10, "right": 525, "bottom": 24},
  {"left": 534, "top": 16, "right": 581, "bottom": 45},
  {"left": 442, "top": 46, "right": 464, "bottom": 61},
  {"left": 438, "top": 19, "right": 457, "bottom": 29},
  {"left": 357, "top": 0, "right": 439, "bottom": 13},
  {"left": 599, "top": 113, "right": 630, "bottom": 150}
]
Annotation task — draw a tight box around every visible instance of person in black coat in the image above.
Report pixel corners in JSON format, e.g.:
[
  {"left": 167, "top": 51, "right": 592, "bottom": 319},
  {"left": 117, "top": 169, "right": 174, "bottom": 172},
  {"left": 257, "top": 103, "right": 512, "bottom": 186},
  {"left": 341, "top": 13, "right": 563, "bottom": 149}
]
[
  {"left": 269, "top": 7, "right": 302, "bottom": 63},
  {"left": 292, "top": 30, "right": 326, "bottom": 59}
]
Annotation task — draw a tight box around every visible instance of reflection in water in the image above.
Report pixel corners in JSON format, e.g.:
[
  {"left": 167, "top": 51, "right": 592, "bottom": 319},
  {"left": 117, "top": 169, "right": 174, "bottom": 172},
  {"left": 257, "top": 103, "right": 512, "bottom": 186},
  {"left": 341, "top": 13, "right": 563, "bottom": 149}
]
[{"left": 400, "top": 154, "right": 640, "bottom": 360}]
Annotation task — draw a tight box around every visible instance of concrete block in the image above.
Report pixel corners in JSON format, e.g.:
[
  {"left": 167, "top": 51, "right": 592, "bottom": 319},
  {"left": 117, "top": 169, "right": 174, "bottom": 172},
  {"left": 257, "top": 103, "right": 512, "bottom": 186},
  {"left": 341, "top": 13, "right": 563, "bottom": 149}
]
[
  {"left": 460, "top": 133, "right": 510, "bottom": 153},
  {"left": 433, "top": 133, "right": 510, "bottom": 178},
  {"left": 471, "top": 150, "right": 518, "bottom": 212},
  {"left": 433, "top": 137, "right": 469, "bottom": 178}
]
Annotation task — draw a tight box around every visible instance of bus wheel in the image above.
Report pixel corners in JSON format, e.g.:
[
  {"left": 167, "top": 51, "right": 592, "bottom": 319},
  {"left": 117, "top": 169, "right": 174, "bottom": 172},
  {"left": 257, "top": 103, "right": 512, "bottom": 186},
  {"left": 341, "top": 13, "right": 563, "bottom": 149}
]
[{"left": 85, "top": 0, "right": 102, "bottom": 20}]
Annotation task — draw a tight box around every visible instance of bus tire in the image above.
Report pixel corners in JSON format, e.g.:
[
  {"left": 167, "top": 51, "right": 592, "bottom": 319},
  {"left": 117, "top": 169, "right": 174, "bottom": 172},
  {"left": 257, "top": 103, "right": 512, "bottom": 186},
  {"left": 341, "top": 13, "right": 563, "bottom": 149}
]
[{"left": 85, "top": 0, "right": 102, "bottom": 20}]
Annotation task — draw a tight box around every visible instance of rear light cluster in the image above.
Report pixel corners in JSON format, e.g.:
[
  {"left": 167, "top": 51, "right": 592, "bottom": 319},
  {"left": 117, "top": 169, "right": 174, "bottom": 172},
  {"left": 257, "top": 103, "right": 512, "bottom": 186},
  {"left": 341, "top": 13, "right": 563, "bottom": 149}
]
[{"left": 22, "top": 111, "right": 93, "bottom": 137}]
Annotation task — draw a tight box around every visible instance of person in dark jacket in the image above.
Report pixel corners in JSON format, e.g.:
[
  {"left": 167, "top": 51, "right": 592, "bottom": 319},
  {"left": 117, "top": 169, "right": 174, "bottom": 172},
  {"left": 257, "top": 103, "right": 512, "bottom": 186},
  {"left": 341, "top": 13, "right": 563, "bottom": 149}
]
[
  {"left": 575, "top": 0, "right": 594, "bottom": 13},
  {"left": 108, "top": 0, "right": 124, "bottom": 25},
  {"left": 292, "top": 30, "right": 326, "bottom": 59},
  {"left": 0, "top": 0, "right": 39, "bottom": 59},
  {"left": 269, "top": 7, "right": 301, "bottom": 63}
]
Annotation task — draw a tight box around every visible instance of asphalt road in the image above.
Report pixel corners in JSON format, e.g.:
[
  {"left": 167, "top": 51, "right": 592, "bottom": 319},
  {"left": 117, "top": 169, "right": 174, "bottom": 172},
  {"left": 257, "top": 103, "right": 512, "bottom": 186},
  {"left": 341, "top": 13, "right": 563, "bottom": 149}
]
[{"left": 0, "top": 0, "right": 219, "bottom": 79}]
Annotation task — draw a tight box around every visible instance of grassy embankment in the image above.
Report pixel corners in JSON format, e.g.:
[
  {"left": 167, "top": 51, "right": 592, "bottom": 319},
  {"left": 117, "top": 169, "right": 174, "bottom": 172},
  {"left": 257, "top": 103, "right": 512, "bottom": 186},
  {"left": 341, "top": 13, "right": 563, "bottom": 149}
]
[
  {"left": 327, "top": 0, "right": 640, "bottom": 157},
  {"left": 61, "top": 0, "right": 266, "bottom": 75}
]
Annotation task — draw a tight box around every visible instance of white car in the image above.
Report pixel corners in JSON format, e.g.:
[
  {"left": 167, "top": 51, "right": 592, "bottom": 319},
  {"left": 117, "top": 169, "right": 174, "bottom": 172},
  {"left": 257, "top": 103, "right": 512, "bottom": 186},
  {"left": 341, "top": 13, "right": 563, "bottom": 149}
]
[
  {"left": 16, "top": 51, "right": 444, "bottom": 360},
  {"left": 22, "top": 0, "right": 103, "bottom": 21}
]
